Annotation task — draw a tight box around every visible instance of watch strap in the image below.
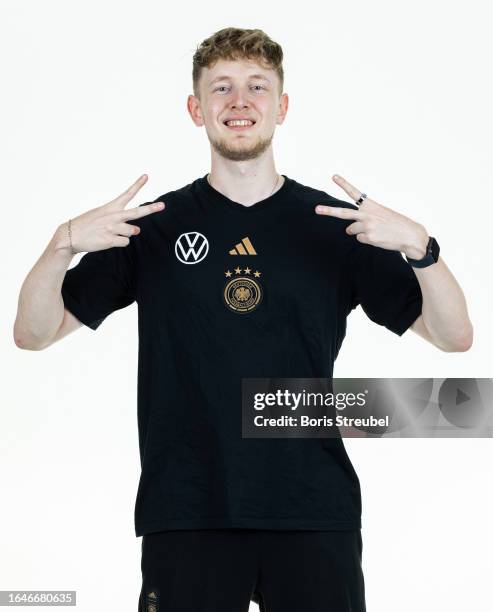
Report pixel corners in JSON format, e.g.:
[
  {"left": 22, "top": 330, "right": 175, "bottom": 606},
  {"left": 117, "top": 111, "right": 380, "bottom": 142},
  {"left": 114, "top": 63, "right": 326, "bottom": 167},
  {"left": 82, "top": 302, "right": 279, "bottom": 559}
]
[{"left": 405, "top": 236, "right": 440, "bottom": 268}]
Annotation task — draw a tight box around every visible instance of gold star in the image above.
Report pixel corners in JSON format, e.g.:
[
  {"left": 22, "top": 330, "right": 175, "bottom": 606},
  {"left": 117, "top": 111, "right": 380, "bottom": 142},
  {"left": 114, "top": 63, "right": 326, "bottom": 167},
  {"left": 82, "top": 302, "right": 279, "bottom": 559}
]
[
  {"left": 254, "top": 270, "right": 261, "bottom": 277},
  {"left": 244, "top": 267, "right": 251, "bottom": 274},
  {"left": 225, "top": 270, "right": 232, "bottom": 277},
  {"left": 234, "top": 267, "right": 242, "bottom": 274}
]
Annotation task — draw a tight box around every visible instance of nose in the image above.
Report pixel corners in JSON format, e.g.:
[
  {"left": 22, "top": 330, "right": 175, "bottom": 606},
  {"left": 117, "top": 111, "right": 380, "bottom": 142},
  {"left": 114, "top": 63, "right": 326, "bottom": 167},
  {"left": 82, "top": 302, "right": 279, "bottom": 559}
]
[
  {"left": 230, "top": 89, "right": 250, "bottom": 109},
  {"left": 231, "top": 101, "right": 249, "bottom": 110}
]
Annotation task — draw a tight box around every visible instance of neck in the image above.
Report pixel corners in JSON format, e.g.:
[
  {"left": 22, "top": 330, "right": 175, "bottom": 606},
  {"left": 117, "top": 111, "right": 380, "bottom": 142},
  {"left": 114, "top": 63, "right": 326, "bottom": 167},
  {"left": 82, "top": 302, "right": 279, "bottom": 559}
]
[{"left": 207, "top": 161, "right": 283, "bottom": 206}]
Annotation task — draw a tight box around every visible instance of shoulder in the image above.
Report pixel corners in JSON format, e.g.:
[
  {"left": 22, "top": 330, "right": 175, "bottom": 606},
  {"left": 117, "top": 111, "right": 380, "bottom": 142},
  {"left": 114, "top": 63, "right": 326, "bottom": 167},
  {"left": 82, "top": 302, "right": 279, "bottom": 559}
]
[
  {"left": 290, "top": 177, "right": 358, "bottom": 211},
  {"left": 289, "top": 177, "right": 358, "bottom": 237},
  {"left": 141, "top": 179, "right": 195, "bottom": 211},
  {"left": 134, "top": 180, "right": 196, "bottom": 229}
]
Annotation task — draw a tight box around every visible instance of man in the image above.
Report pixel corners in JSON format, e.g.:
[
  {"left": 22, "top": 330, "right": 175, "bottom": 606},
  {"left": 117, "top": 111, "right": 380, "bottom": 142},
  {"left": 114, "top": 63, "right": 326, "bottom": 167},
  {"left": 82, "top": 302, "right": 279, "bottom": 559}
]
[{"left": 14, "top": 26, "right": 472, "bottom": 612}]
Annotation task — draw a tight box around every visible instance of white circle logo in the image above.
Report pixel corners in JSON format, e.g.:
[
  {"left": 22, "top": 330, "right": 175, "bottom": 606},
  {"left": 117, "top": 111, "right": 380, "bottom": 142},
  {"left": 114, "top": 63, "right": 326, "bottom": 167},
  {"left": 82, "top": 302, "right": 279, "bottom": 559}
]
[{"left": 175, "top": 231, "right": 209, "bottom": 264}]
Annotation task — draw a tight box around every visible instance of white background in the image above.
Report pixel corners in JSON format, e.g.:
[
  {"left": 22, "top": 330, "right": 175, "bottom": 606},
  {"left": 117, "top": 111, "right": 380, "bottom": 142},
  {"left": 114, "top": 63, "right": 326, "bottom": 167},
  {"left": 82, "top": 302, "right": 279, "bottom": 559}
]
[{"left": 2, "top": 0, "right": 492, "bottom": 610}]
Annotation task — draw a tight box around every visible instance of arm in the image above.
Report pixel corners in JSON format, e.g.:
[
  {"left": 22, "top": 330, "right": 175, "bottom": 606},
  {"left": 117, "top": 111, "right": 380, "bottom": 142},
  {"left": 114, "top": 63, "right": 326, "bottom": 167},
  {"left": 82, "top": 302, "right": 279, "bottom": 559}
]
[
  {"left": 13, "top": 226, "right": 81, "bottom": 350},
  {"left": 315, "top": 174, "right": 473, "bottom": 353},
  {"left": 13, "top": 174, "right": 165, "bottom": 350},
  {"left": 405, "top": 250, "right": 473, "bottom": 352}
]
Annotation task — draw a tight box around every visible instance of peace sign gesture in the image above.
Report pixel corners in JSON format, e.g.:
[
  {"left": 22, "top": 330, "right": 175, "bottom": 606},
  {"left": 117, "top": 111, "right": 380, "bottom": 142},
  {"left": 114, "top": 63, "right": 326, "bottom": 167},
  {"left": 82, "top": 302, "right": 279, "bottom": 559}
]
[
  {"left": 315, "top": 174, "right": 429, "bottom": 260},
  {"left": 57, "top": 174, "right": 165, "bottom": 255}
]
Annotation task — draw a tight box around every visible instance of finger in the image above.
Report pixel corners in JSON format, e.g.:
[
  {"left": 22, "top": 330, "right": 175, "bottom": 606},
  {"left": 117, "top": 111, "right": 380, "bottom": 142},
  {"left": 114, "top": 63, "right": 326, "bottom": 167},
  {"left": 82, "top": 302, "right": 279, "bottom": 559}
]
[
  {"left": 315, "top": 204, "right": 362, "bottom": 220},
  {"left": 113, "top": 222, "right": 141, "bottom": 237},
  {"left": 332, "top": 174, "right": 365, "bottom": 203},
  {"left": 346, "top": 221, "right": 365, "bottom": 235},
  {"left": 109, "top": 174, "right": 149, "bottom": 209},
  {"left": 120, "top": 201, "right": 165, "bottom": 221},
  {"left": 108, "top": 235, "right": 131, "bottom": 248}
]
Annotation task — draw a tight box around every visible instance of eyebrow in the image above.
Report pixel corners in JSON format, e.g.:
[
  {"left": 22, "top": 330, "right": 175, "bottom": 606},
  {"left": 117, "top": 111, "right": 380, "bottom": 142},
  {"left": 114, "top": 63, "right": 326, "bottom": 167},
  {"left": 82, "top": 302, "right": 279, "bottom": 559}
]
[{"left": 209, "top": 73, "right": 271, "bottom": 85}]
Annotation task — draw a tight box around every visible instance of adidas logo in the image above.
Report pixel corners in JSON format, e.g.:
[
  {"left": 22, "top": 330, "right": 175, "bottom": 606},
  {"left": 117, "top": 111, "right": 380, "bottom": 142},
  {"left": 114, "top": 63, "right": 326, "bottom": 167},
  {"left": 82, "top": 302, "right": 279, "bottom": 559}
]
[{"left": 229, "top": 236, "right": 257, "bottom": 255}]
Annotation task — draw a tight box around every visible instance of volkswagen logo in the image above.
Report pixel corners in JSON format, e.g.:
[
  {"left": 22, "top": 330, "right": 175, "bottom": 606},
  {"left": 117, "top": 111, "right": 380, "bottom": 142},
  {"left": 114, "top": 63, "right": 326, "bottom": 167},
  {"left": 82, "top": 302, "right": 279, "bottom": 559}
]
[{"left": 175, "top": 231, "right": 209, "bottom": 264}]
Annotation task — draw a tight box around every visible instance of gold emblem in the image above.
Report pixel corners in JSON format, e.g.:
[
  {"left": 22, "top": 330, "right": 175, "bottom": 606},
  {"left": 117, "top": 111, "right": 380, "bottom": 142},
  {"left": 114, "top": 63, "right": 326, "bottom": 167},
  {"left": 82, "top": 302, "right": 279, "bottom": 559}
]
[
  {"left": 223, "top": 268, "right": 262, "bottom": 313},
  {"left": 229, "top": 236, "right": 257, "bottom": 255}
]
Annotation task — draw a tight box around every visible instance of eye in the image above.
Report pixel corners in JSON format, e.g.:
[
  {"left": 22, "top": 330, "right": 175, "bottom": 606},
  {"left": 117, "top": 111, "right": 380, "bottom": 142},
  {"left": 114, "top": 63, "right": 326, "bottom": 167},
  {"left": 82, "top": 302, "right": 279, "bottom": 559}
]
[{"left": 213, "top": 84, "right": 266, "bottom": 93}]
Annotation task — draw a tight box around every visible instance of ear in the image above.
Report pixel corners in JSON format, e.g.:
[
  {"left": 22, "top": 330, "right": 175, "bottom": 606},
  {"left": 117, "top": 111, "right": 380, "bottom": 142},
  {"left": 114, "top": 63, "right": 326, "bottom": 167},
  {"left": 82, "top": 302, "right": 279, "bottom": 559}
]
[
  {"left": 277, "top": 92, "right": 289, "bottom": 125},
  {"left": 187, "top": 94, "right": 205, "bottom": 127}
]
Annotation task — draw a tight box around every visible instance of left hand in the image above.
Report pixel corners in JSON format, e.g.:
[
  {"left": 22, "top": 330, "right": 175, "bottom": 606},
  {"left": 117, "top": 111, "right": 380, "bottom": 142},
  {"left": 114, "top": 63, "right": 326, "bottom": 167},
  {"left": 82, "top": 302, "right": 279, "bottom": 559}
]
[{"left": 315, "top": 174, "right": 429, "bottom": 260}]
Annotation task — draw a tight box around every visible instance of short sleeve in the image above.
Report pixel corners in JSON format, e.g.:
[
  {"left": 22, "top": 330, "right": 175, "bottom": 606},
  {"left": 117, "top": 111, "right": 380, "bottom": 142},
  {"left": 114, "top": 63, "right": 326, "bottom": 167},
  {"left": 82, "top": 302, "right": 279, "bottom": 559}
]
[
  {"left": 346, "top": 242, "right": 423, "bottom": 336},
  {"left": 61, "top": 244, "right": 136, "bottom": 331}
]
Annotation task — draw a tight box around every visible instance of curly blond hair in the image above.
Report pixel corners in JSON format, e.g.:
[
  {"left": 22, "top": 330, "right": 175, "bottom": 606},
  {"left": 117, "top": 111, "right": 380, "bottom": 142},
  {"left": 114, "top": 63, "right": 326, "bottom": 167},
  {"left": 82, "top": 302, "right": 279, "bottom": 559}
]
[{"left": 192, "top": 27, "right": 284, "bottom": 98}]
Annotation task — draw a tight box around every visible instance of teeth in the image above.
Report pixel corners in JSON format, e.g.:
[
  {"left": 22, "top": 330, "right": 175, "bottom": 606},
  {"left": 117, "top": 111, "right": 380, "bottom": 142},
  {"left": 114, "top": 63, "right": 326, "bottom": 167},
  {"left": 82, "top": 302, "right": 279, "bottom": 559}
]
[{"left": 226, "top": 120, "right": 254, "bottom": 127}]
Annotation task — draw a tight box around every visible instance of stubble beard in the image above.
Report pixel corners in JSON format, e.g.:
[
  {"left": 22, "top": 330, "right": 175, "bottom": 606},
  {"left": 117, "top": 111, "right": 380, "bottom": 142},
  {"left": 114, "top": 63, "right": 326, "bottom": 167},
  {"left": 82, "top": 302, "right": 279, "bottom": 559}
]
[{"left": 209, "top": 129, "right": 275, "bottom": 161}]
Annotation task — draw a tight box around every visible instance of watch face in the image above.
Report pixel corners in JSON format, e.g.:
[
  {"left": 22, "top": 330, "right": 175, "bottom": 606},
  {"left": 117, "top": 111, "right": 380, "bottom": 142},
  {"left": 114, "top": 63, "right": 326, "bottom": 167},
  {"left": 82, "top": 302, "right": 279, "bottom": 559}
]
[{"left": 430, "top": 237, "right": 440, "bottom": 261}]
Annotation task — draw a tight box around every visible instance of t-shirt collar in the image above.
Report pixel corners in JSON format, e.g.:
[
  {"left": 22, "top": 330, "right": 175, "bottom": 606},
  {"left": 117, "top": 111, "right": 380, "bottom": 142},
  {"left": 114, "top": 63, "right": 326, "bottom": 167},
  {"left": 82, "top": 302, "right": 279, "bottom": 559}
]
[{"left": 196, "top": 172, "right": 294, "bottom": 213}]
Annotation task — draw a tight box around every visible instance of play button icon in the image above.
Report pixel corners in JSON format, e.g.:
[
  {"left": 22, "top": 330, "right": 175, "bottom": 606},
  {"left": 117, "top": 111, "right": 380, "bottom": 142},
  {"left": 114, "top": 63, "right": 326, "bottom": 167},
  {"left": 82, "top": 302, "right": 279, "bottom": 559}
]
[{"left": 438, "top": 378, "right": 493, "bottom": 429}]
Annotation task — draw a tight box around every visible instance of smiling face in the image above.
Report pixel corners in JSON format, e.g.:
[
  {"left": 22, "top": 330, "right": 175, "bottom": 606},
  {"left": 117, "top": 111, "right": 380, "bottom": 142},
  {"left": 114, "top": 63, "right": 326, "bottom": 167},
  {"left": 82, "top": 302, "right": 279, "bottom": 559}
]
[{"left": 188, "top": 58, "right": 288, "bottom": 161}]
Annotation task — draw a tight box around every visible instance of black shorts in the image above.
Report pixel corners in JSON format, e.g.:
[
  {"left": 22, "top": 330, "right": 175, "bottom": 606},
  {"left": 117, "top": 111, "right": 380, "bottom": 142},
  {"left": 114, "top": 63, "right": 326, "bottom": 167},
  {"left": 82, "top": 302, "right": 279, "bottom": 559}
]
[{"left": 139, "top": 529, "right": 366, "bottom": 612}]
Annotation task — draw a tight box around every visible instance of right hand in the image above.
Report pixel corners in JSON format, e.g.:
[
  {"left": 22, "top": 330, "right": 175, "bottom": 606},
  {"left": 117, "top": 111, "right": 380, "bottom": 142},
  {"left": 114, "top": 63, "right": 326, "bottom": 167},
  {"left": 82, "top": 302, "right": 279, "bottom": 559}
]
[{"left": 56, "top": 174, "right": 165, "bottom": 254}]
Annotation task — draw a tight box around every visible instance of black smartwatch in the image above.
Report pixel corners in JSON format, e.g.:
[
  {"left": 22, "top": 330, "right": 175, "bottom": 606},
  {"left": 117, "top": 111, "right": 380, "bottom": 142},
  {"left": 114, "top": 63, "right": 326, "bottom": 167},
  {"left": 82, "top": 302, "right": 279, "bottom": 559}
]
[{"left": 405, "top": 236, "right": 440, "bottom": 268}]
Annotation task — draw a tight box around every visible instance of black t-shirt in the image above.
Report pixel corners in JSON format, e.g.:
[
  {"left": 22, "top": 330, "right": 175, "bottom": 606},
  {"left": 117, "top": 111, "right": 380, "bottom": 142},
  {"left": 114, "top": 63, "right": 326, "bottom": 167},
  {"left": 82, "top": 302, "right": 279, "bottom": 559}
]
[{"left": 61, "top": 173, "right": 423, "bottom": 536}]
